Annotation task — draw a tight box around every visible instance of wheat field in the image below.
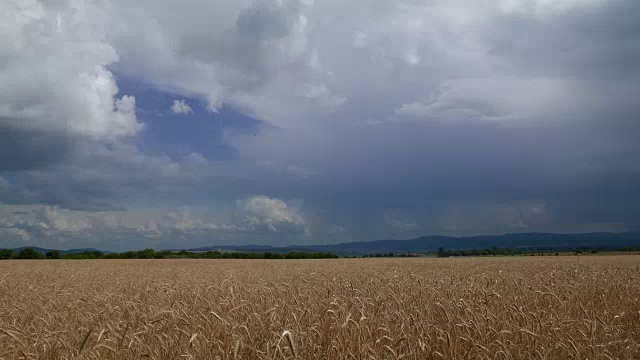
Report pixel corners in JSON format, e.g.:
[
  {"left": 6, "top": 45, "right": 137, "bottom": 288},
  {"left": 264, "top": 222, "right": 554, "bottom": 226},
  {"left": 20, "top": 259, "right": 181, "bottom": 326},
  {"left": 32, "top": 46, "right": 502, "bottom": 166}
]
[{"left": 1, "top": 256, "right": 639, "bottom": 359}]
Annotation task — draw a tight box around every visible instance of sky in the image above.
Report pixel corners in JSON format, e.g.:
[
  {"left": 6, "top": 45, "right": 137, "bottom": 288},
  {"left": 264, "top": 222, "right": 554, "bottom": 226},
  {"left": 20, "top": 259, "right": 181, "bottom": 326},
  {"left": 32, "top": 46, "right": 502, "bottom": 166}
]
[{"left": 1, "top": 0, "right": 639, "bottom": 251}]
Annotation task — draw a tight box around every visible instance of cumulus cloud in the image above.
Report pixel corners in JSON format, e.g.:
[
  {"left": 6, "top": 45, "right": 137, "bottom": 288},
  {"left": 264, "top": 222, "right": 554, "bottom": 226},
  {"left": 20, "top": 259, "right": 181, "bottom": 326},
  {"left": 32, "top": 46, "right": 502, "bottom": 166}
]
[
  {"left": 0, "top": 0, "right": 141, "bottom": 172},
  {"left": 238, "top": 195, "right": 307, "bottom": 233},
  {"left": 171, "top": 100, "right": 193, "bottom": 114},
  {"left": 110, "top": 0, "right": 344, "bottom": 127},
  {"left": 0, "top": 197, "right": 308, "bottom": 250},
  {"left": 0, "top": 206, "right": 91, "bottom": 246},
  {"left": 162, "top": 207, "right": 218, "bottom": 232}
]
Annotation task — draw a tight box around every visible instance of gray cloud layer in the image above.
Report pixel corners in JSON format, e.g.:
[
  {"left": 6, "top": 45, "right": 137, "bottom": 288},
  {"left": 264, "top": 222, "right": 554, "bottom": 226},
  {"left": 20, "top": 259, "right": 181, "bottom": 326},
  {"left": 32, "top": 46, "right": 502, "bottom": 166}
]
[
  {"left": 1, "top": 0, "right": 639, "bottom": 249},
  {"left": 0, "top": 197, "right": 308, "bottom": 250}
]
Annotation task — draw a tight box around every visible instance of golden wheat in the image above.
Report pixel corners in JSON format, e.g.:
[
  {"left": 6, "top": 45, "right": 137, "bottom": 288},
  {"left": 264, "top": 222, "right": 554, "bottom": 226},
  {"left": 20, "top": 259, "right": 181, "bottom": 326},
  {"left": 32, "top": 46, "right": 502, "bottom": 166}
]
[{"left": 1, "top": 256, "right": 639, "bottom": 359}]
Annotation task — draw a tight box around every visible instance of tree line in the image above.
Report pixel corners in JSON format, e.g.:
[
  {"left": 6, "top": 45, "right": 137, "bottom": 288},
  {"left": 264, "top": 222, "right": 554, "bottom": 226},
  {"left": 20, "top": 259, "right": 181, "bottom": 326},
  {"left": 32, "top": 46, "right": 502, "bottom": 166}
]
[
  {"left": 354, "top": 247, "right": 640, "bottom": 258},
  {"left": 435, "top": 246, "right": 640, "bottom": 257},
  {"left": 3, "top": 246, "right": 639, "bottom": 260},
  {"left": 0, "top": 248, "right": 339, "bottom": 260}
]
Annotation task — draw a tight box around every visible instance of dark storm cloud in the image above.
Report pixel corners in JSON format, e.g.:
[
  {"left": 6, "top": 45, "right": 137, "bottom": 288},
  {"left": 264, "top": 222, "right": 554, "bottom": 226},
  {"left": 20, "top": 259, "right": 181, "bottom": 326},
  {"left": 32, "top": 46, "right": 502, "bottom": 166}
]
[
  {"left": 485, "top": 1, "right": 640, "bottom": 79},
  {"left": 2, "top": 0, "right": 640, "bottom": 248},
  {"left": 0, "top": 126, "right": 74, "bottom": 172}
]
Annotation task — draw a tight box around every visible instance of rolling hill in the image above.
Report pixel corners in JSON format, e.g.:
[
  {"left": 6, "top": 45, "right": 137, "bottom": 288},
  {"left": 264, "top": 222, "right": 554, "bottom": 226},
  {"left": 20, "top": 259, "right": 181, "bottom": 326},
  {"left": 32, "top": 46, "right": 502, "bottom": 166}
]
[
  {"left": 179, "top": 232, "right": 640, "bottom": 255},
  {"left": 5, "top": 232, "right": 640, "bottom": 256}
]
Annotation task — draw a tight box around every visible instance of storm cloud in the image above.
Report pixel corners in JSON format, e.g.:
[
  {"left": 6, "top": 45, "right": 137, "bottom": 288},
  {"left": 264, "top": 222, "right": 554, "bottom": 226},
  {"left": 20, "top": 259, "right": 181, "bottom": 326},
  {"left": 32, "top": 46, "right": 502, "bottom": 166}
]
[{"left": 1, "top": 0, "right": 639, "bottom": 250}]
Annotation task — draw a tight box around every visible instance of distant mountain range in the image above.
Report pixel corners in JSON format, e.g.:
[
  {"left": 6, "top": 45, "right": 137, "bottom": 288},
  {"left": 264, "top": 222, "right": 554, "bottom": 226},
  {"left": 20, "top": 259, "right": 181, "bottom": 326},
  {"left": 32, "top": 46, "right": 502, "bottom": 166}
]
[
  {"left": 177, "top": 232, "right": 640, "bottom": 255},
  {"left": 6, "top": 232, "right": 640, "bottom": 256}
]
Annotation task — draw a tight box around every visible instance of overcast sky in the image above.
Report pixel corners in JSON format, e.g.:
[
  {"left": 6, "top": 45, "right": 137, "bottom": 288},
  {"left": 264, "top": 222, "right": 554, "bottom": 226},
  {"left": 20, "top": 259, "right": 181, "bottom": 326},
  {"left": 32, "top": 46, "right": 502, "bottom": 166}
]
[{"left": 1, "top": 0, "right": 639, "bottom": 250}]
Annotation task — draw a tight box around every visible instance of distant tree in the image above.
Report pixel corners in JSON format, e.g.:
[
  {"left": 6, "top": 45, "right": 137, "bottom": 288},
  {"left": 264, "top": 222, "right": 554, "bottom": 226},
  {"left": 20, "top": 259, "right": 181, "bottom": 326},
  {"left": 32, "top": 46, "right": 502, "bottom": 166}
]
[
  {"left": 46, "top": 250, "right": 62, "bottom": 259},
  {"left": 437, "top": 247, "right": 450, "bottom": 258},
  {"left": 15, "top": 248, "right": 43, "bottom": 259},
  {"left": 154, "top": 250, "right": 173, "bottom": 259},
  {"left": 137, "top": 249, "right": 156, "bottom": 259},
  {"left": 202, "top": 251, "right": 221, "bottom": 259},
  {"left": 0, "top": 249, "right": 12, "bottom": 260},
  {"left": 119, "top": 251, "right": 135, "bottom": 259},
  {"left": 285, "top": 252, "right": 301, "bottom": 259}
]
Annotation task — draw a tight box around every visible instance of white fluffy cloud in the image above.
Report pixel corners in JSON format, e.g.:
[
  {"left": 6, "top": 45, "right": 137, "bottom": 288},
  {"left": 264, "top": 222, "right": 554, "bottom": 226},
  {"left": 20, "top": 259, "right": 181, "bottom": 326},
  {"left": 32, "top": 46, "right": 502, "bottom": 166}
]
[
  {"left": 0, "top": 196, "right": 308, "bottom": 250},
  {"left": 4, "top": 0, "right": 629, "bottom": 150},
  {"left": 0, "top": 0, "right": 142, "bottom": 174},
  {"left": 109, "top": 0, "right": 344, "bottom": 127},
  {"left": 0, "top": 206, "right": 90, "bottom": 244},
  {"left": 99, "top": 0, "right": 625, "bottom": 133},
  {"left": 239, "top": 195, "right": 307, "bottom": 233},
  {"left": 0, "top": 0, "right": 141, "bottom": 139},
  {"left": 171, "top": 100, "right": 193, "bottom": 114}
]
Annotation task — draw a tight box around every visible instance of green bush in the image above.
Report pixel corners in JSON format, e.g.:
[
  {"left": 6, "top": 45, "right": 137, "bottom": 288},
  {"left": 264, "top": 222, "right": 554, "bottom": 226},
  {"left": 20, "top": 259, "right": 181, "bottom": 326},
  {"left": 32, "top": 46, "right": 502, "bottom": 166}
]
[
  {"left": 0, "top": 249, "right": 13, "bottom": 260},
  {"left": 15, "top": 248, "right": 43, "bottom": 259},
  {"left": 46, "top": 250, "right": 62, "bottom": 259},
  {"left": 137, "top": 249, "right": 156, "bottom": 259}
]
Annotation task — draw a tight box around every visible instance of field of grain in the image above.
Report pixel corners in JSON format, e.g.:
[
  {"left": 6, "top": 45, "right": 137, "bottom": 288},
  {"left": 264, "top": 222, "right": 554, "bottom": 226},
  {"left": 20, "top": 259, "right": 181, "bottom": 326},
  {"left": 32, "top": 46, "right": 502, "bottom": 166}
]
[{"left": 1, "top": 256, "right": 639, "bottom": 359}]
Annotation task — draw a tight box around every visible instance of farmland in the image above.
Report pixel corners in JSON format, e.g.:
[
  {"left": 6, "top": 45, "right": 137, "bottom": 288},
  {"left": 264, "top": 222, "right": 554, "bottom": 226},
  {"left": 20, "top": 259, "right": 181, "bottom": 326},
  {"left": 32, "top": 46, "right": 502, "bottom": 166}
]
[{"left": 1, "top": 256, "right": 639, "bottom": 359}]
